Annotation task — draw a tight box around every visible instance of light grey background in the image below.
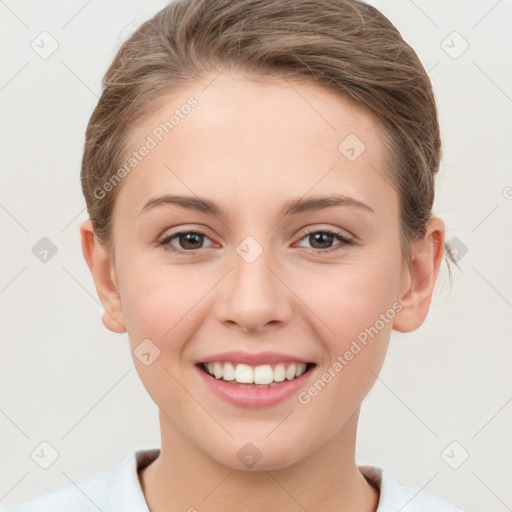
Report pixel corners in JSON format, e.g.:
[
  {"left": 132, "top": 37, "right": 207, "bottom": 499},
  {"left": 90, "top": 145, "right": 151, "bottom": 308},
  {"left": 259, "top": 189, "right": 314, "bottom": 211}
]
[{"left": 1, "top": 1, "right": 511, "bottom": 511}]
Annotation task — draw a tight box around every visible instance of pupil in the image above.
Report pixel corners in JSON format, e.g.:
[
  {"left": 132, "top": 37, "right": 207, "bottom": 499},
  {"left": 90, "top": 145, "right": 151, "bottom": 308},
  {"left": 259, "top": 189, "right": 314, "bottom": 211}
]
[
  {"left": 310, "top": 232, "right": 332, "bottom": 249},
  {"left": 181, "top": 233, "right": 202, "bottom": 249}
]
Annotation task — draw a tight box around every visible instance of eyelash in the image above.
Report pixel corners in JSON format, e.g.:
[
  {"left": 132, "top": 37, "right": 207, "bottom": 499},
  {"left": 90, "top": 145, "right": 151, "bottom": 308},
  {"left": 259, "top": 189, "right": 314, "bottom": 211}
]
[{"left": 158, "top": 227, "right": 354, "bottom": 256}]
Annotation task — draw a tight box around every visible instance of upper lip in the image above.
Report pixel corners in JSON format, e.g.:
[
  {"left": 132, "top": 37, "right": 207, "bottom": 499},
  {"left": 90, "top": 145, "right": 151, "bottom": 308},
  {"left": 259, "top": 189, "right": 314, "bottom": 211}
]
[{"left": 197, "top": 351, "right": 313, "bottom": 366}]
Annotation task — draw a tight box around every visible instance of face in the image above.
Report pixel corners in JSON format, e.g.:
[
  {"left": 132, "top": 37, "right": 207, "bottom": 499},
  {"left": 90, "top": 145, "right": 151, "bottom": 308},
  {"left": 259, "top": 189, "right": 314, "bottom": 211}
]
[{"left": 102, "top": 73, "right": 411, "bottom": 470}]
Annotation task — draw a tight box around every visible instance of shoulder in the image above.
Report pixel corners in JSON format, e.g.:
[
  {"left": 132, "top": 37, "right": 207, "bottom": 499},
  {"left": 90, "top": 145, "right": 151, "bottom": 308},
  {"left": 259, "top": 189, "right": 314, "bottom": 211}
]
[
  {"left": 360, "top": 465, "right": 465, "bottom": 512},
  {"left": 2, "top": 448, "right": 159, "bottom": 512}
]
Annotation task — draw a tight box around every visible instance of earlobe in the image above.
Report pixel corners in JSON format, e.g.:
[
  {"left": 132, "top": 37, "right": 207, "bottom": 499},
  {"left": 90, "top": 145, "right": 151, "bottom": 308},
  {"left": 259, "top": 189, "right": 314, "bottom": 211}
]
[
  {"left": 392, "top": 217, "right": 445, "bottom": 333},
  {"left": 79, "top": 219, "right": 127, "bottom": 334}
]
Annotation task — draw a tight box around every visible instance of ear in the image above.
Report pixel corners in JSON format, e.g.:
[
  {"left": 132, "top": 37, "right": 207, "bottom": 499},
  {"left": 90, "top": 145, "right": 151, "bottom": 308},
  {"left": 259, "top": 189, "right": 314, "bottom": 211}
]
[
  {"left": 393, "top": 217, "right": 445, "bottom": 333},
  {"left": 80, "top": 219, "right": 127, "bottom": 334}
]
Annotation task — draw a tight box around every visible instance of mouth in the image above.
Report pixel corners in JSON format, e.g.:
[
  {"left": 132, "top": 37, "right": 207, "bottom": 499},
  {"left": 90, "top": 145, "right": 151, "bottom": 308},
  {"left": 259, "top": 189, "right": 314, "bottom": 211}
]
[{"left": 197, "top": 361, "right": 317, "bottom": 388}]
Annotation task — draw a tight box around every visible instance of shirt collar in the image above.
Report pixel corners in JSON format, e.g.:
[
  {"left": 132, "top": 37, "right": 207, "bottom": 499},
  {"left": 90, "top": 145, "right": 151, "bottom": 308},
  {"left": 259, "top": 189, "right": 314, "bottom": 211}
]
[
  {"left": 106, "top": 448, "right": 159, "bottom": 511},
  {"left": 106, "top": 448, "right": 458, "bottom": 512}
]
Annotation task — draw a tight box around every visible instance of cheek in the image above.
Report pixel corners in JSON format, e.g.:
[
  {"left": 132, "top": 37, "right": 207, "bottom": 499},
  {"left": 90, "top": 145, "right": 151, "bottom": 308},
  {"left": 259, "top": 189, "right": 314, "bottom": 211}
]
[
  {"left": 116, "top": 261, "right": 202, "bottom": 419},
  {"left": 291, "top": 252, "right": 400, "bottom": 401},
  {"left": 294, "top": 269, "right": 396, "bottom": 435},
  {"left": 296, "top": 254, "right": 401, "bottom": 348},
  {"left": 117, "top": 256, "right": 204, "bottom": 342}
]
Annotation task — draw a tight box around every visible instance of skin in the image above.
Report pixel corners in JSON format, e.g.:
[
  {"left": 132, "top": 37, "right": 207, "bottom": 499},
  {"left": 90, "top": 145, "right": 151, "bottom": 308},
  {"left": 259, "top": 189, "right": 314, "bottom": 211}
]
[{"left": 80, "top": 72, "right": 445, "bottom": 512}]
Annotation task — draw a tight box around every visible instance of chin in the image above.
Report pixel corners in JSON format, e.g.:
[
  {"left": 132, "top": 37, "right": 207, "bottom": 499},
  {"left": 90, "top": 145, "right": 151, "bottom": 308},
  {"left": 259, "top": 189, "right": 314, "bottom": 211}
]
[{"left": 205, "top": 437, "right": 312, "bottom": 472}]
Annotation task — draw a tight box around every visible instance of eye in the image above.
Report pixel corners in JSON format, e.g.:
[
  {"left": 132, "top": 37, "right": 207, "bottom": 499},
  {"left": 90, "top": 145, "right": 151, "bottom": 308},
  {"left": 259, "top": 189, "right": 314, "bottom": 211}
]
[
  {"left": 158, "top": 227, "right": 354, "bottom": 256},
  {"left": 294, "top": 228, "right": 354, "bottom": 254},
  {"left": 158, "top": 229, "right": 213, "bottom": 254}
]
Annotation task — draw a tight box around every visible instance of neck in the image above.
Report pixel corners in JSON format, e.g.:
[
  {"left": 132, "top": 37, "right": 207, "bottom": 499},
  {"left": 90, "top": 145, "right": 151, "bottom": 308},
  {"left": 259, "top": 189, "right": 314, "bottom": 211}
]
[{"left": 139, "top": 408, "right": 379, "bottom": 512}]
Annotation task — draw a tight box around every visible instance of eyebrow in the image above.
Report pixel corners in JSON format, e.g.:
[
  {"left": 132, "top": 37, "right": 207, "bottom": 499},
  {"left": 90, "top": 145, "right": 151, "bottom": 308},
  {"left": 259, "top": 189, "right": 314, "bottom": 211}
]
[{"left": 139, "top": 193, "right": 375, "bottom": 217}]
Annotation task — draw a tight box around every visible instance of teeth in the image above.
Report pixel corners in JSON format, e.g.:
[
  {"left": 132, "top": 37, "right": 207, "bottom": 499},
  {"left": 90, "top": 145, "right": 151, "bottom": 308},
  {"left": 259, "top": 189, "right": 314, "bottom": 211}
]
[
  {"left": 285, "top": 363, "right": 297, "bottom": 380},
  {"left": 295, "top": 364, "right": 307, "bottom": 378},
  {"left": 223, "top": 362, "right": 235, "bottom": 381},
  {"left": 202, "top": 361, "right": 309, "bottom": 384},
  {"left": 234, "top": 364, "right": 253, "bottom": 383},
  {"left": 213, "top": 362, "right": 223, "bottom": 379},
  {"left": 274, "top": 363, "right": 286, "bottom": 382},
  {"left": 254, "top": 365, "right": 273, "bottom": 384}
]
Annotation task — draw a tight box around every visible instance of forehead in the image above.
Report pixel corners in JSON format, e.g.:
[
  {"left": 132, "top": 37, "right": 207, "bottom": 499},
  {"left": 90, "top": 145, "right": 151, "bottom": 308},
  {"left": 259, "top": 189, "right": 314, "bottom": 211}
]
[{"left": 116, "top": 72, "right": 397, "bottom": 224}]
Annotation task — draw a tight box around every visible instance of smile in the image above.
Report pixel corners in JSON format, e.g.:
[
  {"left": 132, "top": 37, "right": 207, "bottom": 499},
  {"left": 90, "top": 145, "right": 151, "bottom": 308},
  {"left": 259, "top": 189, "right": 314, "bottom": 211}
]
[
  {"left": 195, "top": 350, "right": 317, "bottom": 407},
  {"left": 200, "top": 361, "right": 314, "bottom": 387}
]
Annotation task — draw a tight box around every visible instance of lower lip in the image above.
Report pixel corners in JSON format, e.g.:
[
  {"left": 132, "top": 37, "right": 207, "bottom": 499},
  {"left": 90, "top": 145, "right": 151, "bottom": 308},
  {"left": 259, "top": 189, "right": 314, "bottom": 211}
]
[{"left": 196, "top": 365, "right": 314, "bottom": 408}]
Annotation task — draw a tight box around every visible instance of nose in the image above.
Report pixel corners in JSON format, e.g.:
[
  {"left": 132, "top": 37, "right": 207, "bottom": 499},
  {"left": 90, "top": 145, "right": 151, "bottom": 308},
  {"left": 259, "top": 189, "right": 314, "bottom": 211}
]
[{"left": 215, "top": 246, "right": 293, "bottom": 333}]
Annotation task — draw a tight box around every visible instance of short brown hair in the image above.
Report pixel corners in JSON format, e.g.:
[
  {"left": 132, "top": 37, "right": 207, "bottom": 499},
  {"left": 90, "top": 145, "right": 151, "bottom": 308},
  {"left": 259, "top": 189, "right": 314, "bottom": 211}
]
[{"left": 81, "top": 0, "right": 457, "bottom": 273}]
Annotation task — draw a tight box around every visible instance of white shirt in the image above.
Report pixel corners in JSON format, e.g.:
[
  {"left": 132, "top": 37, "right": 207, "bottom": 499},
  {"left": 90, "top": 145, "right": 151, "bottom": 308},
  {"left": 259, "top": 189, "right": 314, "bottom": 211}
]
[{"left": 3, "top": 448, "right": 464, "bottom": 512}]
